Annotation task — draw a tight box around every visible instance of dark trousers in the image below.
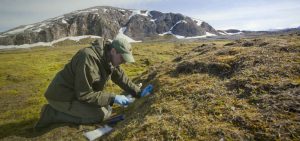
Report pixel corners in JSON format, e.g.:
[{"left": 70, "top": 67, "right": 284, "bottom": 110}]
[{"left": 47, "top": 98, "right": 112, "bottom": 124}]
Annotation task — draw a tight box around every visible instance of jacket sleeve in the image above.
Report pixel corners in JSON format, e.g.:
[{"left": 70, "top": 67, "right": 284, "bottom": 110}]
[
  {"left": 111, "top": 66, "right": 141, "bottom": 98},
  {"left": 73, "top": 51, "right": 115, "bottom": 107}
]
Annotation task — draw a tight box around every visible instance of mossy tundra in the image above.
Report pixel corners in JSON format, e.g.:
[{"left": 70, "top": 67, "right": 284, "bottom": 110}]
[{"left": 0, "top": 34, "right": 299, "bottom": 140}]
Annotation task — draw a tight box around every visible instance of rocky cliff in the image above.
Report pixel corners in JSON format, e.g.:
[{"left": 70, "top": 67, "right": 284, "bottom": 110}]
[{"left": 0, "top": 6, "right": 219, "bottom": 45}]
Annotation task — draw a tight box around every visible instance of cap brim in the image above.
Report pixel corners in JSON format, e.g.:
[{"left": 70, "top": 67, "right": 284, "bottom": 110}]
[{"left": 121, "top": 53, "right": 135, "bottom": 63}]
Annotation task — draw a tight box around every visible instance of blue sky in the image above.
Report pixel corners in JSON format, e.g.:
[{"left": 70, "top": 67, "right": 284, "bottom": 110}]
[{"left": 0, "top": 0, "right": 299, "bottom": 32}]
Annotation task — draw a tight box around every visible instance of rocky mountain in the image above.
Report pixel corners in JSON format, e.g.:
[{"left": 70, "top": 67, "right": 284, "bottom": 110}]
[{"left": 0, "top": 6, "right": 219, "bottom": 45}]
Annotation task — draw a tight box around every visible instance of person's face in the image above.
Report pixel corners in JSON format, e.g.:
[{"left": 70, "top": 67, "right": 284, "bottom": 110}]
[{"left": 110, "top": 48, "right": 125, "bottom": 67}]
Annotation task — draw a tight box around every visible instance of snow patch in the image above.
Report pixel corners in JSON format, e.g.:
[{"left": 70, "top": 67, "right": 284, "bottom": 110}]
[
  {"left": 129, "top": 9, "right": 150, "bottom": 19},
  {"left": 205, "top": 32, "right": 216, "bottom": 36},
  {"left": 38, "top": 23, "right": 47, "bottom": 28},
  {"left": 147, "top": 11, "right": 153, "bottom": 17},
  {"left": 120, "top": 27, "right": 127, "bottom": 33},
  {"left": 159, "top": 20, "right": 188, "bottom": 37},
  {"left": 32, "top": 23, "right": 48, "bottom": 32},
  {"left": 226, "top": 32, "right": 243, "bottom": 35},
  {"left": 75, "top": 8, "right": 98, "bottom": 14},
  {"left": 170, "top": 20, "right": 187, "bottom": 31},
  {"left": 5, "top": 25, "right": 34, "bottom": 35},
  {"left": 123, "top": 10, "right": 157, "bottom": 23},
  {"left": 0, "top": 35, "right": 101, "bottom": 50},
  {"left": 145, "top": 11, "right": 153, "bottom": 17},
  {"left": 159, "top": 31, "right": 216, "bottom": 39},
  {"left": 158, "top": 31, "right": 172, "bottom": 36},
  {"left": 117, "top": 27, "right": 141, "bottom": 43},
  {"left": 33, "top": 28, "right": 42, "bottom": 33},
  {"left": 54, "top": 16, "right": 63, "bottom": 20},
  {"left": 218, "top": 31, "right": 243, "bottom": 35},
  {"left": 45, "top": 16, "right": 64, "bottom": 22},
  {"left": 103, "top": 8, "right": 108, "bottom": 12},
  {"left": 55, "top": 35, "right": 101, "bottom": 42},
  {"left": 150, "top": 19, "right": 156, "bottom": 22},
  {"left": 147, "top": 11, "right": 157, "bottom": 23},
  {"left": 3, "top": 20, "right": 51, "bottom": 34},
  {"left": 48, "top": 16, "right": 63, "bottom": 21},
  {"left": 218, "top": 32, "right": 227, "bottom": 35},
  {"left": 192, "top": 18, "right": 204, "bottom": 26},
  {"left": 62, "top": 19, "right": 68, "bottom": 24}
]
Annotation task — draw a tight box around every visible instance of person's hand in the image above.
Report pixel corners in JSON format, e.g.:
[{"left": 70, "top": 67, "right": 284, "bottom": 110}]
[
  {"left": 140, "top": 84, "right": 153, "bottom": 97},
  {"left": 114, "top": 95, "right": 129, "bottom": 106}
]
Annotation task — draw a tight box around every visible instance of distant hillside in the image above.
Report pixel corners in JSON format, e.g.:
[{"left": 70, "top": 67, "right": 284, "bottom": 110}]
[
  {"left": 0, "top": 6, "right": 219, "bottom": 45},
  {"left": 217, "top": 27, "right": 300, "bottom": 36}
]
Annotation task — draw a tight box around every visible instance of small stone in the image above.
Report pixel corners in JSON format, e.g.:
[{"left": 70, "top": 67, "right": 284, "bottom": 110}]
[{"left": 231, "top": 106, "right": 236, "bottom": 111}]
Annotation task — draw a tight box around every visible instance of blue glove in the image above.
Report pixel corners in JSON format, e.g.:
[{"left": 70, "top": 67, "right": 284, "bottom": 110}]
[
  {"left": 140, "top": 84, "right": 153, "bottom": 97},
  {"left": 114, "top": 95, "right": 129, "bottom": 106}
]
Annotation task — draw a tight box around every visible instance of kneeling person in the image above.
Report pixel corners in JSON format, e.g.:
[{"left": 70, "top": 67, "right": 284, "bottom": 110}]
[{"left": 35, "top": 38, "right": 141, "bottom": 129}]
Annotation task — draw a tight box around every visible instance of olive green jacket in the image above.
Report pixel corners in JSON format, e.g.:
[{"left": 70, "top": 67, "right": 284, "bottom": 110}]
[{"left": 45, "top": 40, "right": 141, "bottom": 107}]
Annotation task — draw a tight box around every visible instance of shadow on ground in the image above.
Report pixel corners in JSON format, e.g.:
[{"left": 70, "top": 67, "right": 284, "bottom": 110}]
[{"left": 0, "top": 118, "right": 73, "bottom": 139}]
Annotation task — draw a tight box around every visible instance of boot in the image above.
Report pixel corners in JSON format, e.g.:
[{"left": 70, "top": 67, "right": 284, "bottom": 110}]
[
  {"left": 35, "top": 104, "right": 82, "bottom": 130},
  {"left": 35, "top": 104, "right": 54, "bottom": 130}
]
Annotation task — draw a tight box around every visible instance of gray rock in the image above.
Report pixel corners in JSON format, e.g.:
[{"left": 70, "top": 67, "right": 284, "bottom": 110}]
[{"left": 125, "top": 15, "right": 157, "bottom": 40}]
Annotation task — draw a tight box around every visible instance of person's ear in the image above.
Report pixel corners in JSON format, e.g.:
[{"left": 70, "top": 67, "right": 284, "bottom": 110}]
[{"left": 111, "top": 48, "right": 116, "bottom": 55}]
